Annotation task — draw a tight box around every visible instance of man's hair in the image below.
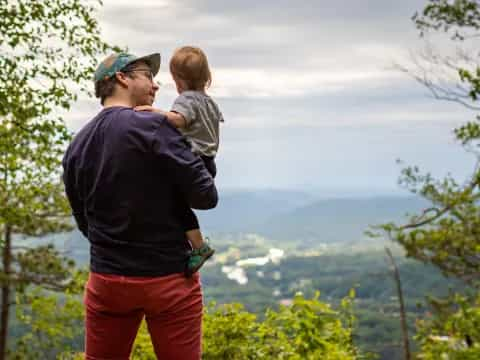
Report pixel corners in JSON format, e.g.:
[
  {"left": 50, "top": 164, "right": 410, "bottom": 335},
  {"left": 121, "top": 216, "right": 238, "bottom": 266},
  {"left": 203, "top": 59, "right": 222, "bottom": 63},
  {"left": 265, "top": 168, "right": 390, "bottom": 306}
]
[
  {"left": 169, "top": 46, "right": 212, "bottom": 91},
  {"left": 94, "top": 61, "right": 146, "bottom": 105}
]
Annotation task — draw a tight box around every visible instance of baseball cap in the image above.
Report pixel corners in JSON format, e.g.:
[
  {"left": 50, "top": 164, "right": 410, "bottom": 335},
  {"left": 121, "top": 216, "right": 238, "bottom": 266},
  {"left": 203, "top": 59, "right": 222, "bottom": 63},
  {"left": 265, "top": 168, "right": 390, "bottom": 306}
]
[{"left": 94, "top": 52, "right": 161, "bottom": 82}]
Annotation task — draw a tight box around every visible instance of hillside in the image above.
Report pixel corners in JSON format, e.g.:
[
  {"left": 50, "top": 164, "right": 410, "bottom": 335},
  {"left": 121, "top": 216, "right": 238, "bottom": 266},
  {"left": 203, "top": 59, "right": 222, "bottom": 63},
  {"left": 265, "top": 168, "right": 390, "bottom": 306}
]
[
  {"left": 196, "top": 192, "right": 428, "bottom": 243},
  {"left": 255, "top": 196, "right": 428, "bottom": 242}
]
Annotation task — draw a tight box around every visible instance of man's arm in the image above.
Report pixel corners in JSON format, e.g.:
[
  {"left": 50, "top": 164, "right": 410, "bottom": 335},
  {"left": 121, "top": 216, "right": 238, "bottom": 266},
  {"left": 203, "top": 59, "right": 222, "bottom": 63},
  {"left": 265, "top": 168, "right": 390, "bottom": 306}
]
[
  {"left": 62, "top": 155, "right": 89, "bottom": 237},
  {"left": 181, "top": 207, "right": 200, "bottom": 230},
  {"left": 151, "top": 117, "right": 218, "bottom": 210}
]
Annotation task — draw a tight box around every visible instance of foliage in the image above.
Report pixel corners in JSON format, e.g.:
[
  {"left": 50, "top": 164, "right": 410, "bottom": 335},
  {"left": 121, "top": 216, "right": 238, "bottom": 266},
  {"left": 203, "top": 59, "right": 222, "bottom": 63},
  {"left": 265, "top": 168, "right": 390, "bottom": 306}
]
[
  {"left": 374, "top": 0, "right": 480, "bottom": 358},
  {"left": 3, "top": 248, "right": 457, "bottom": 359},
  {"left": 203, "top": 291, "right": 361, "bottom": 360},
  {"left": 376, "top": 163, "right": 480, "bottom": 284},
  {"left": 413, "top": 0, "right": 480, "bottom": 40},
  {"left": 131, "top": 321, "right": 158, "bottom": 360},
  {"left": 130, "top": 292, "right": 364, "bottom": 360},
  {"left": 374, "top": 1, "right": 480, "bottom": 285},
  {"left": 415, "top": 293, "right": 480, "bottom": 359},
  {"left": 0, "top": 0, "right": 118, "bottom": 355},
  {"left": 0, "top": 0, "right": 116, "bottom": 238},
  {"left": 10, "top": 277, "right": 86, "bottom": 359}
]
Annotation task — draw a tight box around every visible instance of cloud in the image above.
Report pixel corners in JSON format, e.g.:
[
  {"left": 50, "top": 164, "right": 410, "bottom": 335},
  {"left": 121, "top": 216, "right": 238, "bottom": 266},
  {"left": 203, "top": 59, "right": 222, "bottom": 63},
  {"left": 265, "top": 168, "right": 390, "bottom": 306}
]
[
  {"left": 64, "top": 0, "right": 475, "bottom": 190},
  {"left": 95, "top": 0, "right": 430, "bottom": 105},
  {"left": 208, "top": 68, "right": 404, "bottom": 99},
  {"left": 99, "top": 0, "right": 425, "bottom": 68}
]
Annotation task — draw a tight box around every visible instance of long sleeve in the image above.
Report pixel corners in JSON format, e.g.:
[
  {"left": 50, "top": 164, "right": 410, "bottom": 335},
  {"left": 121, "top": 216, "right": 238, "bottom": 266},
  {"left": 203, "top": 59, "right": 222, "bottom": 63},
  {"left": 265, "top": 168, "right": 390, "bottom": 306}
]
[
  {"left": 62, "top": 153, "right": 89, "bottom": 237},
  {"left": 151, "top": 119, "right": 218, "bottom": 210},
  {"left": 179, "top": 206, "right": 200, "bottom": 232}
]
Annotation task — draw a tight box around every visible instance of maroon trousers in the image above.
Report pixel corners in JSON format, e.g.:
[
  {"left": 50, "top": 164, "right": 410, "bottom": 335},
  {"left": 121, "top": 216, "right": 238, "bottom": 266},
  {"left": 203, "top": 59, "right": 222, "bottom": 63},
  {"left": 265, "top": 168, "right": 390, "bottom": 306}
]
[{"left": 84, "top": 271, "right": 203, "bottom": 359}]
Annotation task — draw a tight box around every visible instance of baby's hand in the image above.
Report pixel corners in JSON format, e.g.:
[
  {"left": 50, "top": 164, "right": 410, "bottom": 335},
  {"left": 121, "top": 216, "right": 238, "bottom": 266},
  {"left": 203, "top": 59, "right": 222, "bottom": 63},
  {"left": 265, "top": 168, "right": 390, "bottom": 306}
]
[{"left": 134, "top": 105, "right": 163, "bottom": 114}]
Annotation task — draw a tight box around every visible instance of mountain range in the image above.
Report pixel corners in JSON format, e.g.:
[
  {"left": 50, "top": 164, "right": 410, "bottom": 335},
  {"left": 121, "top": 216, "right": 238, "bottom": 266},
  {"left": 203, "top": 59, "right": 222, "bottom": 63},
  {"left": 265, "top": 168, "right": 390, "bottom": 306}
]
[
  {"left": 197, "top": 190, "right": 428, "bottom": 243},
  {"left": 50, "top": 190, "right": 429, "bottom": 264}
]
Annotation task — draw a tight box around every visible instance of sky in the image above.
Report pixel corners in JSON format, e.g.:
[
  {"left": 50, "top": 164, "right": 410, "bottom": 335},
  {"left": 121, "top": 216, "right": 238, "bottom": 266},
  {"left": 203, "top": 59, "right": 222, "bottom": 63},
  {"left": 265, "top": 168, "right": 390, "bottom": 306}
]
[{"left": 68, "top": 0, "right": 479, "bottom": 196}]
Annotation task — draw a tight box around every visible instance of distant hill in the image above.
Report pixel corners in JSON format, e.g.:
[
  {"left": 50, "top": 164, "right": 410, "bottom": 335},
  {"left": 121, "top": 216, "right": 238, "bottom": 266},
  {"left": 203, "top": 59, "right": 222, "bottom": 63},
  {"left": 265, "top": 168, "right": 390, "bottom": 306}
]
[
  {"left": 52, "top": 191, "right": 429, "bottom": 263},
  {"left": 196, "top": 189, "right": 315, "bottom": 232},
  {"left": 196, "top": 192, "right": 428, "bottom": 242},
  {"left": 254, "top": 196, "right": 428, "bottom": 243}
]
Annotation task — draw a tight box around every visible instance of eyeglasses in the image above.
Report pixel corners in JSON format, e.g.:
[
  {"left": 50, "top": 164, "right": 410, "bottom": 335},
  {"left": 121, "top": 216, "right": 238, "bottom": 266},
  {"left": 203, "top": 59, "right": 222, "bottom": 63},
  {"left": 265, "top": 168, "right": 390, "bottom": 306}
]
[{"left": 123, "top": 68, "right": 160, "bottom": 85}]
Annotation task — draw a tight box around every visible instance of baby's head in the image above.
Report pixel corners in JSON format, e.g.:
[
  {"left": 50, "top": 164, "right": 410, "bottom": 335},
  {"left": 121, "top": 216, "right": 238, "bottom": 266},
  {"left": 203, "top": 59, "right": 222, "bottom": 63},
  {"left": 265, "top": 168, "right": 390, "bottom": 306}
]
[{"left": 169, "top": 46, "right": 211, "bottom": 93}]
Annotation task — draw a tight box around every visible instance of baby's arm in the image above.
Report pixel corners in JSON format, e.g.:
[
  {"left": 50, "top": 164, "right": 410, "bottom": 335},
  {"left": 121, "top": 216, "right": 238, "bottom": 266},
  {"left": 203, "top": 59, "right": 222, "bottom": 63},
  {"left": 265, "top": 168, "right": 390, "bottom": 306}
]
[
  {"left": 135, "top": 105, "right": 186, "bottom": 128},
  {"left": 178, "top": 204, "right": 205, "bottom": 249},
  {"left": 165, "top": 111, "right": 187, "bottom": 128}
]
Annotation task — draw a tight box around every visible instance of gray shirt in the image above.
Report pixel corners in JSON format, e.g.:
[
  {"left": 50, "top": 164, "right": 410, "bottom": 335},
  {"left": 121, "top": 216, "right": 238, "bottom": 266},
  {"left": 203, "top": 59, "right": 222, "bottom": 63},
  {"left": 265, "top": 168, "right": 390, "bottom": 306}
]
[{"left": 171, "top": 90, "right": 224, "bottom": 157}]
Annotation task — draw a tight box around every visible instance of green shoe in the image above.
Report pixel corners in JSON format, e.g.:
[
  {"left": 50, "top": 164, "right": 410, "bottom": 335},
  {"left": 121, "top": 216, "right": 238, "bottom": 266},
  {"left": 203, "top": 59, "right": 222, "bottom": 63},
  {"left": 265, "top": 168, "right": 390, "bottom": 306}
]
[{"left": 185, "top": 243, "right": 215, "bottom": 277}]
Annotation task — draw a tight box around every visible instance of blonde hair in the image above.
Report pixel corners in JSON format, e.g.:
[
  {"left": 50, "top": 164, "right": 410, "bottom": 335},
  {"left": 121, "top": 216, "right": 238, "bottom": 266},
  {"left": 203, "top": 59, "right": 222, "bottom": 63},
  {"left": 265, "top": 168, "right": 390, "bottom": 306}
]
[{"left": 169, "top": 46, "right": 212, "bottom": 91}]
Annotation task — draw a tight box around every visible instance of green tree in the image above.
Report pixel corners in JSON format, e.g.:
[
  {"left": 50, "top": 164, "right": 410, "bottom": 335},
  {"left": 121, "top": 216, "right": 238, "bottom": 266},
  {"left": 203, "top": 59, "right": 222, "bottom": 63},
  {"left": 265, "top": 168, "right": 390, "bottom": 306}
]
[
  {"left": 0, "top": 0, "right": 117, "bottom": 358},
  {"left": 374, "top": 0, "right": 480, "bottom": 358},
  {"left": 13, "top": 283, "right": 85, "bottom": 359},
  {"left": 415, "top": 293, "right": 480, "bottom": 359},
  {"left": 379, "top": 0, "right": 480, "bottom": 288}
]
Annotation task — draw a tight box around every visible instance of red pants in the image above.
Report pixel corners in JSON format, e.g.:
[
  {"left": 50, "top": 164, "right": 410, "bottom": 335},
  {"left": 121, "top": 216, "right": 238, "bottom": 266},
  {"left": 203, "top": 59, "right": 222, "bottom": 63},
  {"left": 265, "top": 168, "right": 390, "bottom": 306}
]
[{"left": 84, "top": 271, "right": 203, "bottom": 360}]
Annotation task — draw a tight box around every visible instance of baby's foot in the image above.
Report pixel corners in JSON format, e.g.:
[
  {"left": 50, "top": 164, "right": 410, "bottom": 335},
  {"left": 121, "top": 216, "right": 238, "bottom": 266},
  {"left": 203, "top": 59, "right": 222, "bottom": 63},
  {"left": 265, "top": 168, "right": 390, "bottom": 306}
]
[{"left": 185, "top": 243, "right": 215, "bottom": 277}]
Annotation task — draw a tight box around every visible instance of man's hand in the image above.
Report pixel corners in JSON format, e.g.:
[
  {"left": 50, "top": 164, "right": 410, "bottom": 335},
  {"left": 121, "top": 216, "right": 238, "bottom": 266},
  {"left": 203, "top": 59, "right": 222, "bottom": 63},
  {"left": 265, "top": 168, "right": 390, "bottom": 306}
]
[{"left": 135, "top": 105, "right": 164, "bottom": 114}]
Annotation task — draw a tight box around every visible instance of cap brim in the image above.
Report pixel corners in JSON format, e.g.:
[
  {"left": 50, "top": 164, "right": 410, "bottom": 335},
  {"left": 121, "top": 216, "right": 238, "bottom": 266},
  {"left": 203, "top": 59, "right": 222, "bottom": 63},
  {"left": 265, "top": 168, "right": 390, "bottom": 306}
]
[{"left": 133, "top": 53, "right": 161, "bottom": 77}]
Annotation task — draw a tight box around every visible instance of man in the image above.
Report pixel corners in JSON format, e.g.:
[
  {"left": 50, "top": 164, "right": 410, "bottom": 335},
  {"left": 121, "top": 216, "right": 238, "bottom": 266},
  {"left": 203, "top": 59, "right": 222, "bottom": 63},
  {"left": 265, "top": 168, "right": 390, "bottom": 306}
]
[{"left": 62, "top": 52, "right": 217, "bottom": 360}]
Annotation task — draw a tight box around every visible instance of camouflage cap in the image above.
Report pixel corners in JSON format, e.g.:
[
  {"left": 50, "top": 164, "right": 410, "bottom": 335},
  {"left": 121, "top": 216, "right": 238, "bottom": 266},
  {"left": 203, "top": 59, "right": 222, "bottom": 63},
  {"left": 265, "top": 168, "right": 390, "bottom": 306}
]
[{"left": 94, "top": 52, "right": 161, "bottom": 82}]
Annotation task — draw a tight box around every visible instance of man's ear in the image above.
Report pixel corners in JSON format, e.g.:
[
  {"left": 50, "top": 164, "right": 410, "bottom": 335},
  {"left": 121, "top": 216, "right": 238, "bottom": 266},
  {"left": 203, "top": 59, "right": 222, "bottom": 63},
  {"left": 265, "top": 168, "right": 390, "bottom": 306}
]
[{"left": 115, "top": 72, "right": 130, "bottom": 88}]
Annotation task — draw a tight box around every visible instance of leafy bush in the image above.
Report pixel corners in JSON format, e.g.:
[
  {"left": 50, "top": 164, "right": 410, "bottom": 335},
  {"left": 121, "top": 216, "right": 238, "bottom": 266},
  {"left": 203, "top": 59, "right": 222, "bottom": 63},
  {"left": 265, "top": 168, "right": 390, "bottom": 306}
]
[
  {"left": 415, "top": 294, "right": 480, "bottom": 360},
  {"left": 134, "top": 290, "right": 364, "bottom": 359}
]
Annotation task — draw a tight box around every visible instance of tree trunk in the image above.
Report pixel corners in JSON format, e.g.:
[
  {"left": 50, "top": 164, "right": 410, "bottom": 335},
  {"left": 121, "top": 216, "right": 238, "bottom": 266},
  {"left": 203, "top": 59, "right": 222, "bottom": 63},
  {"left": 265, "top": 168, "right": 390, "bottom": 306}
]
[
  {"left": 385, "top": 247, "right": 411, "bottom": 360},
  {"left": 0, "top": 225, "right": 12, "bottom": 360}
]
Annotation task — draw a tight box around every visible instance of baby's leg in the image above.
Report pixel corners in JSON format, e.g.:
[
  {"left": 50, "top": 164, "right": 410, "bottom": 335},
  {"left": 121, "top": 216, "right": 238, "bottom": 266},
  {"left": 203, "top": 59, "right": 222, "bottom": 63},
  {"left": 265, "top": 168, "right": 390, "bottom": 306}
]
[
  {"left": 185, "top": 228, "right": 215, "bottom": 277},
  {"left": 186, "top": 228, "right": 204, "bottom": 249}
]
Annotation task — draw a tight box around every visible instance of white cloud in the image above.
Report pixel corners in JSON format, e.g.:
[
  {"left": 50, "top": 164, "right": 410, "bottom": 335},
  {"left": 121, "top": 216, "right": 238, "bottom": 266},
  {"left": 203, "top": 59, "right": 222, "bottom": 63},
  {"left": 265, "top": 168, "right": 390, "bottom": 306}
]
[
  {"left": 209, "top": 68, "right": 403, "bottom": 99},
  {"left": 64, "top": 0, "right": 476, "bottom": 190},
  {"left": 104, "top": 0, "right": 170, "bottom": 8}
]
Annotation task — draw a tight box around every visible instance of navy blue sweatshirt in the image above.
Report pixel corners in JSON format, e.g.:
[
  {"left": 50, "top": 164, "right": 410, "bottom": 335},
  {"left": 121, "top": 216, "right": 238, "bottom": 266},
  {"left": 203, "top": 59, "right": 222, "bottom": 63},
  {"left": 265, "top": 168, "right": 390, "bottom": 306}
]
[{"left": 62, "top": 107, "right": 218, "bottom": 276}]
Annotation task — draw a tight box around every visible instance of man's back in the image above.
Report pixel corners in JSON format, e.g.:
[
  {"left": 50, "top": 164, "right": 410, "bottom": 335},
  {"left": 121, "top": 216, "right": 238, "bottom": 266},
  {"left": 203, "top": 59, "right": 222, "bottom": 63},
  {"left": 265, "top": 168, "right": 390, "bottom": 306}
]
[{"left": 63, "top": 106, "right": 217, "bottom": 276}]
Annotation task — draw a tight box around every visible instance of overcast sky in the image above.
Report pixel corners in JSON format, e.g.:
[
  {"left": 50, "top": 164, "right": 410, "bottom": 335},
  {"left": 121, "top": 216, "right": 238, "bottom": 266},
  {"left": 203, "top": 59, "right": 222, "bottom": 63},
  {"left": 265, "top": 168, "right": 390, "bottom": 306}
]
[{"left": 68, "top": 0, "right": 478, "bottom": 196}]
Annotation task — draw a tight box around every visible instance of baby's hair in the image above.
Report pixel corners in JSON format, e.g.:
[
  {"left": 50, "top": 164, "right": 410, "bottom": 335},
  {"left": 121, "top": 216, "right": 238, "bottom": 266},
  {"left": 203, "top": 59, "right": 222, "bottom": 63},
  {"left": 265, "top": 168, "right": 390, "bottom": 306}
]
[{"left": 170, "top": 46, "right": 212, "bottom": 91}]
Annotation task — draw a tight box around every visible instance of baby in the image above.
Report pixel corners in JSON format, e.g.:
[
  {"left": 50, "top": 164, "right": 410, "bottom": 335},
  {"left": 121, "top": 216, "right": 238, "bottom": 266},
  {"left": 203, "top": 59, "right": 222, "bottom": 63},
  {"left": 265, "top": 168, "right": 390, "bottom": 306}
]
[{"left": 136, "top": 46, "right": 223, "bottom": 276}]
